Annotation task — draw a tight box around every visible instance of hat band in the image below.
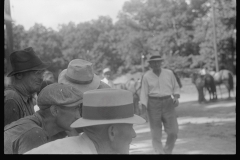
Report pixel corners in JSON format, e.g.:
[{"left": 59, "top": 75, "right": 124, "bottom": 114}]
[
  {"left": 65, "top": 75, "right": 93, "bottom": 84},
  {"left": 82, "top": 104, "right": 134, "bottom": 120}
]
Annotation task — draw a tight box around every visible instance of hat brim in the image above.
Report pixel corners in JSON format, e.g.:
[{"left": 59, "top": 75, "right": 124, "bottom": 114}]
[
  {"left": 58, "top": 69, "right": 101, "bottom": 93},
  {"left": 7, "top": 62, "right": 51, "bottom": 77},
  {"left": 70, "top": 114, "right": 146, "bottom": 128},
  {"left": 147, "top": 58, "right": 164, "bottom": 62}
]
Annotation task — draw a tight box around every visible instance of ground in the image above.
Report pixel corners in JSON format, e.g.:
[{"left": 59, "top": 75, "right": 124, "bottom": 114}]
[{"left": 129, "top": 77, "right": 236, "bottom": 154}]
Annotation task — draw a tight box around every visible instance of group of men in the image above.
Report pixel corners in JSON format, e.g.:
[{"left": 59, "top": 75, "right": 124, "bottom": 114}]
[{"left": 4, "top": 47, "right": 181, "bottom": 154}]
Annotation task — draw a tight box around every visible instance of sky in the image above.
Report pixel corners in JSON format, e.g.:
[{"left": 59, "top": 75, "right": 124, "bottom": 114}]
[{"left": 10, "top": 0, "right": 129, "bottom": 31}]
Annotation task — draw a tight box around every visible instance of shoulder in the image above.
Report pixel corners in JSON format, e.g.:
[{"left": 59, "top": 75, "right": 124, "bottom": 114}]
[
  {"left": 25, "top": 136, "right": 80, "bottom": 154},
  {"left": 4, "top": 87, "right": 21, "bottom": 101},
  {"left": 143, "top": 70, "right": 152, "bottom": 78},
  {"left": 98, "top": 81, "right": 111, "bottom": 89},
  {"left": 20, "top": 127, "right": 48, "bottom": 143}
]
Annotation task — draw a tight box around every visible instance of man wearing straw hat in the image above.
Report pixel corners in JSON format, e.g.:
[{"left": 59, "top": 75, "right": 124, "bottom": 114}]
[
  {"left": 140, "top": 55, "right": 180, "bottom": 154},
  {"left": 25, "top": 88, "right": 146, "bottom": 154},
  {"left": 57, "top": 59, "right": 111, "bottom": 136}
]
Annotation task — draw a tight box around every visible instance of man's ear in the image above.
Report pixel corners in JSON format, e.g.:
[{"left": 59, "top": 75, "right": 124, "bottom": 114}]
[
  {"left": 108, "top": 125, "right": 117, "bottom": 142},
  {"left": 50, "top": 105, "right": 58, "bottom": 117}
]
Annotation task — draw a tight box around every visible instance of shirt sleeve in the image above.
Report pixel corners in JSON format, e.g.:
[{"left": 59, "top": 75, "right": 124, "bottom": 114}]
[
  {"left": 4, "top": 99, "right": 21, "bottom": 126},
  {"left": 140, "top": 75, "right": 149, "bottom": 107},
  {"left": 17, "top": 128, "right": 48, "bottom": 154},
  {"left": 171, "top": 71, "right": 180, "bottom": 96}
]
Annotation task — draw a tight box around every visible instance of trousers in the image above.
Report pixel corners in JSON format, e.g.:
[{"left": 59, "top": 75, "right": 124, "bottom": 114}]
[{"left": 147, "top": 97, "right": 178, "bottom": 154}]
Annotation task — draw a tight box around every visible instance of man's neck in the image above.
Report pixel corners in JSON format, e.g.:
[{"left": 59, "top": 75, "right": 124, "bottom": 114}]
[
  {"left": 152, "top": 68, "right": 161, "bottom": 77},
  {"left": 89, "top": 135, "right": 117, "bottom": 154},
  {"left": 41, "top": 114, "right": 63, "bottom": 137},
  {"left": 13, "top": 82, "right": 32, "bottom": 97}
]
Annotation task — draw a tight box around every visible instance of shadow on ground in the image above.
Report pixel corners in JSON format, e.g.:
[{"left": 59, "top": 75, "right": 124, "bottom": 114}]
[{"left": 130, "top": 98, "right": 236, "bottom": 154}]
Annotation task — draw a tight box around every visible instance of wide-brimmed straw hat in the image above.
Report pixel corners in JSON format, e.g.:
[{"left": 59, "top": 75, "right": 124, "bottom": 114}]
[
  {"left": 147, "top": 55, "right": 164, "bottom": 62},
  {"left": 71, "top": 88, "right": 146, "bottom": 128},
  {"left": 58, "top": 59, "right": 100, "bottom": 93},
  {"left": 7, "top": 47, "right": 50, "bottom": 77}
]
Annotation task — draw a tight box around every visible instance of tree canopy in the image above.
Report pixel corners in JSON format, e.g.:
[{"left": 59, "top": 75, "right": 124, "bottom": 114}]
[{"left": 5, "top": 0, "right": 236, "bottom": 79}]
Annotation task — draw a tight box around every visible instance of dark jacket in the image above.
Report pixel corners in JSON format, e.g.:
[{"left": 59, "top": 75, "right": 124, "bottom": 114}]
[
  {"left": 4, "top": 85, "right": 36, "bottom": 127},
  {"left": 4, "top": 112, "right": 49, "bottom": 154}
]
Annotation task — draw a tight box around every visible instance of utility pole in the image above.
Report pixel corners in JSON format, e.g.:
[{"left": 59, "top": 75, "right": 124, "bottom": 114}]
[
  {"left": 4, "top": 0, "right": 13, "bottom": 73},
  {"left": 211, "top": 0, "right": 219, "bottom": 72}
]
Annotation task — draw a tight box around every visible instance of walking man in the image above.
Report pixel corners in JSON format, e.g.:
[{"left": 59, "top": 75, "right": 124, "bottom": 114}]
[
  {"left": 4, "top": 83, "right": 83, "bottom": 154},
  {"left": 4, "top": 47, "right": 50, "bottom": 126},
  {"left": 25, "top": 88, "right": 146, "bottom": 154},
  {"left": 140, "top": 55, "right": 180, "bottom": 154}
]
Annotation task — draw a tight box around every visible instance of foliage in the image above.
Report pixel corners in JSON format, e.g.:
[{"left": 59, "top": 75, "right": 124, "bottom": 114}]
[{"left": 4, "top": 0, "right": 236, "bottom": 79}]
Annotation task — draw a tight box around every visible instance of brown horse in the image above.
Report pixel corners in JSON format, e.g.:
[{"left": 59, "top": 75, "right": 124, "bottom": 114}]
[
  {"left": 209, "top": 69, "right": 234, "bottom": 99},
  {"left": 191, "top": 72, "right": 217, "bottom": 103}
]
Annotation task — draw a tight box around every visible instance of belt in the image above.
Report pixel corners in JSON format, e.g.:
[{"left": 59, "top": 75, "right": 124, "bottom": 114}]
[
  {"left": 148, "top": 95, "right": 171, "bottom": 100},
  {"left": 148, "top": 94, "right": 180, "bottom": 100}
]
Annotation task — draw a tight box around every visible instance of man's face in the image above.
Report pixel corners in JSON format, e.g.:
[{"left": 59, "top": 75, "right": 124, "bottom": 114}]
[
  {"left": 23, "top": 70, "right": 45, "bottom": 94},
  {"left": 56, "top": 105, "right": 81, "bottom": 131},
  {"left": 104, "top": 71, "right": 111, "bottom": 79},
  {"left": 111, "top": 123, "right": 136, "bottom": 154},
  {"left": 149, "top": 60, "right": 163, "bottom": 71}
]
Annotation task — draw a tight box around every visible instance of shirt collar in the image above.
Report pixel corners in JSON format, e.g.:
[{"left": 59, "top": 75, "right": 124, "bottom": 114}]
[{"left": 8, "top": 85, "right": 33, "bottom": 102}]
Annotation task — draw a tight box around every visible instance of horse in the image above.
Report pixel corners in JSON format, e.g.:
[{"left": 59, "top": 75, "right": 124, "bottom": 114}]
[
  {"left": 191, "top": 72, "right": 217, "bottom": 103},
  {"left": 209, "top": 69, "right": 234, "bottom": 99}
]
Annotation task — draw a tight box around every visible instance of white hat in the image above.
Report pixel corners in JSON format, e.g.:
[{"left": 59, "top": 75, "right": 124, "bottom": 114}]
[
  {"left": 103, "top": 68, "right": 111, "bottom": 74},
  {"left": 58, "top": 59, "right": 100, "bottom": 93},
  {"left": 71, "top": 88, "right": 146, "bottom": 128}
]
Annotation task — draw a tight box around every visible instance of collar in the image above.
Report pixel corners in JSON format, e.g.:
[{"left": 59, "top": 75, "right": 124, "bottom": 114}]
[{"left": 7, "top": 85, "right": 33, "bottom": 103}]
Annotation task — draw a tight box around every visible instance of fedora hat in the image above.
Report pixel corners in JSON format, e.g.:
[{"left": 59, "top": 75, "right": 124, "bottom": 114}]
[
  {"left": 71, "top": 88, "right": 146, "bottom": 128},
  {"left": 58, "top": 59, "right": 100, "bottom": 93},
  {"left": 7, "top": 47, "right": 50, "bottom": 77},
  {"left": 147, "top": 55, "right": 164, "bottom": 62}
]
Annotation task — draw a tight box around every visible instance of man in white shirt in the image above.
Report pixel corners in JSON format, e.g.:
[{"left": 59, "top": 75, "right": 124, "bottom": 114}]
[
  {"left": 101, "top": 68, "right": 114, "bottom": 88},
  {"left": 25, "top": 88, "right": 146, "bottom": 154},
  {"left": 140, "top": 55, "right": 180, "bottom": 154}
]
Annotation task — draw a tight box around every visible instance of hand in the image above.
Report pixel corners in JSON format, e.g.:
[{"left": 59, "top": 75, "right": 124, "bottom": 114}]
[{"left": 172, "top": 98, "right": 179, "bottom": 107}]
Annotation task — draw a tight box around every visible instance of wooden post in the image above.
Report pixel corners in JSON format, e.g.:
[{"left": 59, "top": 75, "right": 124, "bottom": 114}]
[
  {"left": 211, "top": 0, "right": 219, "bottom": 72},
  {"left": 4, "top": 0, "right": 13, "bottom": 73}
]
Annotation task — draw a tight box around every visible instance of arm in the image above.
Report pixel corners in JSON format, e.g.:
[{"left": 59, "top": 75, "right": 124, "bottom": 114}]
[
  {"left": 4, "top": 99, "right": 21, "bottom": 126},
  {"left": 140, "top": 76, "right": 149, "bottom": 107},
  {"left": 18, "top": 128, "right": 48, "bottom": 154}
]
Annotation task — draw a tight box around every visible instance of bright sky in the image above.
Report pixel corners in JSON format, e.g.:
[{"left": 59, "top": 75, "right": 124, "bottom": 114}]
[{"left": 10, "top": 0, "right": 129, "bottom": 31}]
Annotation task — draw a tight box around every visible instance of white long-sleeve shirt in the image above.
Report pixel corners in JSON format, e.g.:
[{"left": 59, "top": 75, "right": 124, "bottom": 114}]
[
  {"left": 25, "top": 132, "right": 97, "bottom": 154},
  {"left": 140, "top": 68, "right": 180, "bottom": 107}
]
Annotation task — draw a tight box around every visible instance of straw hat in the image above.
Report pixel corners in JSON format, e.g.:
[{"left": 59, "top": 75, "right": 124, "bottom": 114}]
[
  {"left": 71, "top": 88, "right": 146, "bottom": 128},
  {"left": 58, "top": 59, "right": 100, "bottom": 93}
]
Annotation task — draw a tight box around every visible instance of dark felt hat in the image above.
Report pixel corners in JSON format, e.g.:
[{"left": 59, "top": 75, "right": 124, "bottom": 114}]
[
  {"left": 147, "top": 55, "right": 164, "bottom": 62},
  {"left": 7, "top": 47, "right": 50, "bottom": 77}
]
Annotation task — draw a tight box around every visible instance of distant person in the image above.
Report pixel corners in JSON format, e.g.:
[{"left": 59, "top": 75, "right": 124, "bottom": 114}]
[
  {"left": 4, "top": 83, "right": 83, "bottom": 154},
  {"left": 125, "top": 78, "right": 137, "bottom": 93},
  {"left": 4, "top": 47, "right": 50, "bottom": 127},
  {"left": 140, "top": 55, "right": 180, "bottom": 154},
  {"left": 25, "top": 88, "right": 146, "bottom": 154},
  {"left": 101, "top": 67, "right": 114, "bottom": 88}
]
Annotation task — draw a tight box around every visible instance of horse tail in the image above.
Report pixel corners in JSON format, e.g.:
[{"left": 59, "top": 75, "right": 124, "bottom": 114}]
[{"left": 228, "top": 72, "right": 234, "bottom": 91}]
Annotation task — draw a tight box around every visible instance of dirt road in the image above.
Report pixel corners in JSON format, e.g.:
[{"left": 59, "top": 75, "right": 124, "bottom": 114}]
[{"left": 130, "top": 79, "right": 236, "bottom": 154}]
